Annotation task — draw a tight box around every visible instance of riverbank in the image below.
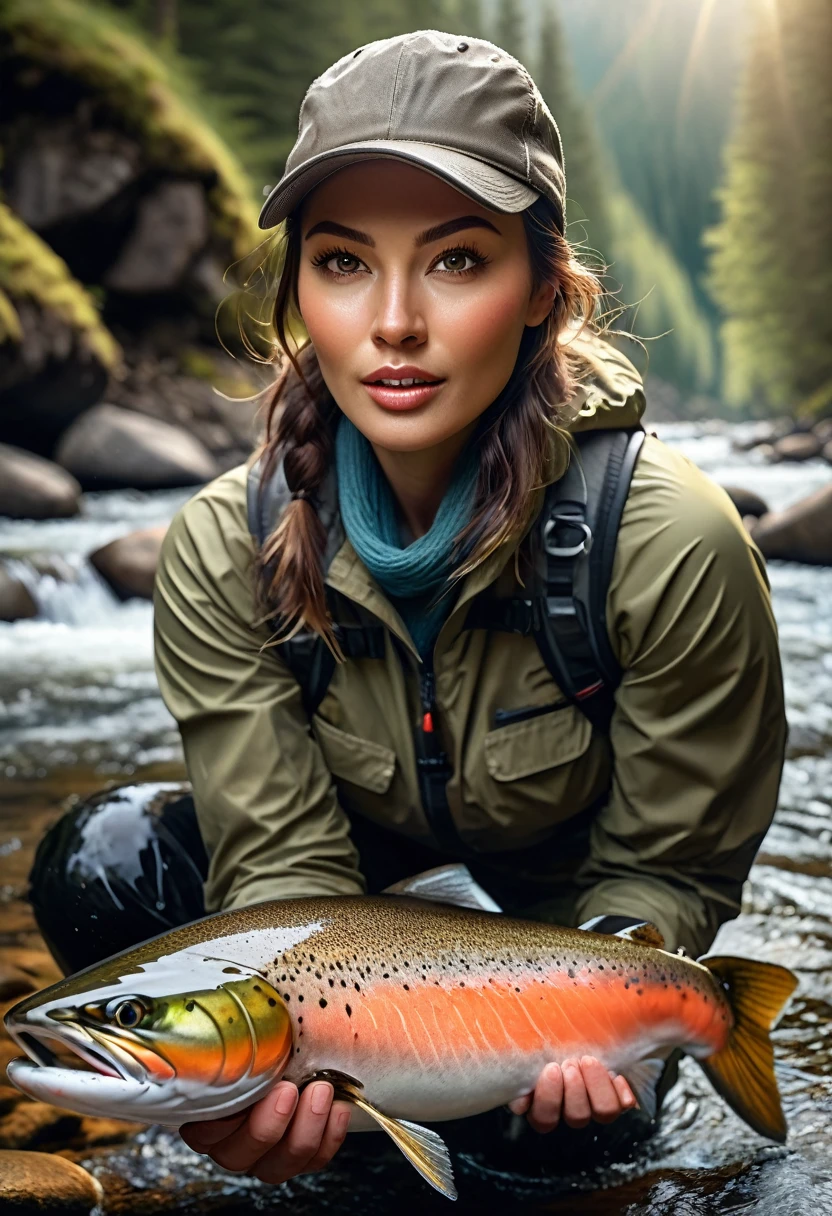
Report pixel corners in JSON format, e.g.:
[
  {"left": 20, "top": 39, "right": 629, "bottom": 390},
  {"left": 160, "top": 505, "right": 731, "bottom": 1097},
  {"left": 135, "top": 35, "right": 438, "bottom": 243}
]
[{"left": 1, "top": 423, "right": 832, "bottom": 1212}]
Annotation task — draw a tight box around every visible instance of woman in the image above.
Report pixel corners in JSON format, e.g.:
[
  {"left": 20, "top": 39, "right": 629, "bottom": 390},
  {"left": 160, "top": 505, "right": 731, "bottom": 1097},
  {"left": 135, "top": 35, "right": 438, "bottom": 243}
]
[{"left": 30, "top": 30, "right": 786, "bottom": 1187}]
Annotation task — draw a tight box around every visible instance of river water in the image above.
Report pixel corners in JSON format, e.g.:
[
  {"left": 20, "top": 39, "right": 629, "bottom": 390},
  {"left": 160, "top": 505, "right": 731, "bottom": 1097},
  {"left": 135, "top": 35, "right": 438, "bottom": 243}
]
[{"left": 1, "top": 422, "right": 831, "bottom": 1213}]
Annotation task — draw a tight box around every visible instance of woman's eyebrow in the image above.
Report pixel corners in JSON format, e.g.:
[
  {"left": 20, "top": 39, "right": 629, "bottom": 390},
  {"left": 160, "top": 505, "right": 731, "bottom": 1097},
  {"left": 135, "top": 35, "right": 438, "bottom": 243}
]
[{"left": 303, "top": 215, "right": 502, "bottom": 247}]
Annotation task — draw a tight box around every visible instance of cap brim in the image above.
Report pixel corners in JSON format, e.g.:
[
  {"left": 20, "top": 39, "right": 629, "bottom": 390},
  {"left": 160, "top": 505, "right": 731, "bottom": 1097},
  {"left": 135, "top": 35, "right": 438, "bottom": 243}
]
[{"left": 258, "top": 140, "right": 540, "bottom": 229}]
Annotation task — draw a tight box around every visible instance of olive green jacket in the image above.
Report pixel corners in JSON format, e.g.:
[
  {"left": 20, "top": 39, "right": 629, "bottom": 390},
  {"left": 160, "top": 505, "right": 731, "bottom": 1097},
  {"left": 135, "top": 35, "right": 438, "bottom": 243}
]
[{"left": 153, "top": 347, "right": 787, "bottom": 958}]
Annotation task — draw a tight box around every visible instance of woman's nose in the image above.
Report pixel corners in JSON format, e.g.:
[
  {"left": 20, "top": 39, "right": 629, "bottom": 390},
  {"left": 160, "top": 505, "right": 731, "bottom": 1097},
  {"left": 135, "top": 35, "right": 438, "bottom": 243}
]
[{"left": 371, "top": 276, "right": 427, "bottom": 347}]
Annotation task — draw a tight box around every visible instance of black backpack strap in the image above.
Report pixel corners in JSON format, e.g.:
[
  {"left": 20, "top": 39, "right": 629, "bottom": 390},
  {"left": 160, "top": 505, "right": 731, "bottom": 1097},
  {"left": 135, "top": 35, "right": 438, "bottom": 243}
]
[
  {"left": 245, "top": 455, "right": 384, "bottom": 719},
  {"left": 464, "top": 427, "right": 645, "bottom": 733}
]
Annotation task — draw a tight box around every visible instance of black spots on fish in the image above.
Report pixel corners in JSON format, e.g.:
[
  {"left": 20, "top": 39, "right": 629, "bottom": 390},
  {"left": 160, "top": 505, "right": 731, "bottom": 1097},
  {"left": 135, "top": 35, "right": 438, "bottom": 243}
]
[
  {"left": 403, "top": 984, "right": 410, "bottom": 992},
  {"left": 298, "top": 994, "right": 304, "bottom": 1003},
  {"left": 319, "top": 998, "right": 328, "bottom": 1009},
  {"left": 636, "top": 989, "right": 644, "bottom": 996},
  {"left": 335, "top": 960, "right": 343, "bottom": 971},
  {"left": 185, "top": 1001, "right": 195, "bottom": 1012},
  {"left": 598, "top": 965, "right": 605, "bottom": 971},
  {"left": 284, "top": 993, "right": 290, "bottom": 1001},
  {"left": 383, "top": 973, "right": 390, "bottom": 979},
  {"left": 340, "top": 979, "right": 347, "bottom": 988},
  {"left": 298, "top": 1016, "right": 303, "bottom": 1024},
  {"left": 222, "top": 966, "right": 241, "bottom": 974},
  {"left": 515, "top": 987, "right": 521, "bottom": 993},
  {"left": 354, "top": 982, "right": 361, "bottom": 992},
  {"left": 228, "top": 1017, "right": 234, "bottom": 1024},
  {"left": 296, "top": 1047, "right": 301, "bottom": 1054},
  {"left": 268, "top": 997, "right": 277, "bottom": 1007},
  {"left": 309, "top": 955, "right": 316, "bottom": 963},
  {"left": 345, "top": 1004, "right": 352, "bottom": 1018},
  {"left": 253, "top": 985, "right": 262, "bottom": 993},
  {"left": 460, "top": 982, "right": 465, "bottom": 988},
  {"left": 281, "top": 974, "right": 286, "bottom": 982},
  {"left": 568, "top": 968, "right": 575, "bottom": 979},
  {"left": 315, "top": 971, "right": 322, "bottom": 980}
]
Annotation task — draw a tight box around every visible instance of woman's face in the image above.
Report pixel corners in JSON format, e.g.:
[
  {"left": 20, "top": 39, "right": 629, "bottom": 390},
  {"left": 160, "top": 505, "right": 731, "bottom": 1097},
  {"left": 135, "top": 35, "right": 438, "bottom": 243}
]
[{"left": 296, "top": 160, "right": 555, "bottom": 455}]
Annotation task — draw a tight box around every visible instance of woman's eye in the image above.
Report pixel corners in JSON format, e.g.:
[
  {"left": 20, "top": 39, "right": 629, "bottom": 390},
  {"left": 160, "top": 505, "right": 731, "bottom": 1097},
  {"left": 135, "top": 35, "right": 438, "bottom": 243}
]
[{"left": 435, "top": 250, "right": 477, "bottom": 274}]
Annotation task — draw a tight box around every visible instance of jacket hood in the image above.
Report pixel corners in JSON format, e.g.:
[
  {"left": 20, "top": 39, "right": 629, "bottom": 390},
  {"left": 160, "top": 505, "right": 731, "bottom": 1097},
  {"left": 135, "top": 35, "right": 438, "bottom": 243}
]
[{"left": 563, "top": 332, "right": 646, "bottom": 434}]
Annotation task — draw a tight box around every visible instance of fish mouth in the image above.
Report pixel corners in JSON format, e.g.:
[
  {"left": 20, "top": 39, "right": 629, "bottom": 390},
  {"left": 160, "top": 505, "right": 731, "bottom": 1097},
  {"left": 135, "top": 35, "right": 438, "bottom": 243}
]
[{"left": 7, "top": 1017, "right": 141, "bottom": 1084}]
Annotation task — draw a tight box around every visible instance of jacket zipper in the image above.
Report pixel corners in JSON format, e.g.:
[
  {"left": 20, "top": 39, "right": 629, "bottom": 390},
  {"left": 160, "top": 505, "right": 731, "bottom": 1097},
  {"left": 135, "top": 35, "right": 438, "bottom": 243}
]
[{"left": 415, "top": 653, "right": 465, "bottom": 855}]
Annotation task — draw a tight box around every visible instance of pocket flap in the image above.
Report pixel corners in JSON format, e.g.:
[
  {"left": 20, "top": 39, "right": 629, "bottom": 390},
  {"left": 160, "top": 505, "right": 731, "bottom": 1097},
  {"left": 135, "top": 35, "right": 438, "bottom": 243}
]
[
  {"left": 312, "top": 715, "right": 396, "bottom": 794},
  {"left": 483, "top": 707, "right": 592, "bottom": 781}
]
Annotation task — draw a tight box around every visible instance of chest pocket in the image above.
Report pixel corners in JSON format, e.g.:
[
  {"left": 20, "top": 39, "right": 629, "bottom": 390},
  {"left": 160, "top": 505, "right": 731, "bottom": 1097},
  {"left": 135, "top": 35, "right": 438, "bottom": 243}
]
[
  {"left": 311, "top": 715, "right": 396, "bottom": 795},
  {"left": 467, "top": 705, "right": 605, "bottom": 837}
]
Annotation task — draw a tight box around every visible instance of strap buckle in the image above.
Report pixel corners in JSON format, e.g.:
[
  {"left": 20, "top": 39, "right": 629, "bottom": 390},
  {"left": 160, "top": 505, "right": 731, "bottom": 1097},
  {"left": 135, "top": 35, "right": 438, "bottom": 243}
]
[{"left": 543, "top": 514, "right": 593, "bottom": 559}]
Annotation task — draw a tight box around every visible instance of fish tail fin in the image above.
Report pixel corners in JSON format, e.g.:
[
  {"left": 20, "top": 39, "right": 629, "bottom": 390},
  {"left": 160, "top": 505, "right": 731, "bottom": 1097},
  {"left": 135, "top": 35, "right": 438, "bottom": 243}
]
[{"left": 698, "top": 955, "right": 798, "bottom": 1143}]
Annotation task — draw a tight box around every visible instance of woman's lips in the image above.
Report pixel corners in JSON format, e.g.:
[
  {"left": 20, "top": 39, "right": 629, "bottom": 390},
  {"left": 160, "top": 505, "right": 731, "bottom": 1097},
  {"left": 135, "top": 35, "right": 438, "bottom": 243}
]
[{"left": 361, "top": 381, "right": 445, "bottom": 411}]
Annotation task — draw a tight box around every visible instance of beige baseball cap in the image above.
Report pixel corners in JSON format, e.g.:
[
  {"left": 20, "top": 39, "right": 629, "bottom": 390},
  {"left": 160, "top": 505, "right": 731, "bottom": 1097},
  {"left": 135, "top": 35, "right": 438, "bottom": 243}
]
[{"left": 258, "top": 29, "right": 566, "bottom": 231}]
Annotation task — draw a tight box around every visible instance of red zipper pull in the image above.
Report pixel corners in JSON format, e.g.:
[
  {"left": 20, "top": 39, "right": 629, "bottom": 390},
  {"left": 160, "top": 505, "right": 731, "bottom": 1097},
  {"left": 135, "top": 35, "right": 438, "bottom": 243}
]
[{"left": 422, "top": 710, "right": 434, "bottom": 733}]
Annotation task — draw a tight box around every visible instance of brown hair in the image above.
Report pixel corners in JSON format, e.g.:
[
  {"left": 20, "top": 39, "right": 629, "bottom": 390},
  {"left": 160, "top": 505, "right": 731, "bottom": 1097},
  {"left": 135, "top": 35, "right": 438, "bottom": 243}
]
[{"left": 252, "top": 195, "right": 604, "bottom": 653}]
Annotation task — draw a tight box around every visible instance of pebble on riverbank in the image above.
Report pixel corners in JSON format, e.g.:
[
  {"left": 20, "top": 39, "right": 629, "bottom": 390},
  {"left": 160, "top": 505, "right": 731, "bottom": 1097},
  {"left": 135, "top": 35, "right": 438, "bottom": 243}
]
[{"left": 0, "top": 1150, "right": 103, "bottom": 1215}]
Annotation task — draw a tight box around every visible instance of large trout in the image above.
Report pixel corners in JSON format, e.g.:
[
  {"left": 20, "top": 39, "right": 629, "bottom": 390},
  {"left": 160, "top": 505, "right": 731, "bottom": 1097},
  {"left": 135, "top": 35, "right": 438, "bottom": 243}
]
[{"left": 5, "top": 865, "right": 797, "bottom": 1200}]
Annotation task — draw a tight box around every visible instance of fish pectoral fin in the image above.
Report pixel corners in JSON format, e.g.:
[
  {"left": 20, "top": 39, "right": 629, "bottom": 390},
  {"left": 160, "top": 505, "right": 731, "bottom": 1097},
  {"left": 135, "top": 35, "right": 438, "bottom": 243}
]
[
  {"left": 623, "top": 1057, "right": 666, "bottom": 1120},
  {"left": 383, "top": 864, "right": 501, "bottom": 915},
  {"left": 329, "top": 1079, "right": 457, "bottom": 1201}
]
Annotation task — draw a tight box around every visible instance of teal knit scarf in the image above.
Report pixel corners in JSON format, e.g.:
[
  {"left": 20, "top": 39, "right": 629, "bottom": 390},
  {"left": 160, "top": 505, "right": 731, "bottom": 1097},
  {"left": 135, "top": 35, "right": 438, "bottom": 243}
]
[{"left": 334, "top": 415, "right": 479, "bottom": 657}]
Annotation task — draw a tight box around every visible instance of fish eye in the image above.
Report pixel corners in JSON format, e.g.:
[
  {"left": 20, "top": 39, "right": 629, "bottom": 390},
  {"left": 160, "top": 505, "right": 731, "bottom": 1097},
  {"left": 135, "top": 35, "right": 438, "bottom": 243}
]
[{"left": 105, "top": 996, "right": 148, "bottom": 1029}]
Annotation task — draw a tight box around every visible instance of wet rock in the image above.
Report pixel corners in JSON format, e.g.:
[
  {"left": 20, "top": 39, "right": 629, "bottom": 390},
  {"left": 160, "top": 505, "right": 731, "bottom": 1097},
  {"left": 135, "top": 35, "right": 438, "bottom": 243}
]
[
  {"left": 731, "top": 418, "right": 795, "bottom": 452},
  {"left": 0, "top": 1086, "right": 25, "bottom": 1118},
  {"left": 0, "top": 444, "right": 82, "bottom": 520},
  {"left": 0, "top": 568, "right": 37, "bottom": 622},
  {"left": 720, "top": 485, "right": 770, "bottom": 519},
  {"left": 89, "top": 526, "right": 167, "bottom": 601},
  {"left": 103, "top": 182, "right": 210, "bottom": 294},
  {"left": 0, "top": 1149, "right": 103, "bottom": 1214},
  {"left": 813, "top": 418, "right": 832, "bottom": 445},
  {"left": 752, "top": 484, "right": 832, "bottom": 565},
  {"left": 0, "top": 1100, "right": 81, "bottom": 1150},
  {"left": 823, "top": 439, "right": 832, "bottom": 468},
  {"left": 772, "top": 432, "right": 822, "bottom": 462},
  {"left": 0, "top": 962, "right": 37, "bottom": 1002},
  {"left": 55, "top": 404, "right": 219, "bottom": 490}
]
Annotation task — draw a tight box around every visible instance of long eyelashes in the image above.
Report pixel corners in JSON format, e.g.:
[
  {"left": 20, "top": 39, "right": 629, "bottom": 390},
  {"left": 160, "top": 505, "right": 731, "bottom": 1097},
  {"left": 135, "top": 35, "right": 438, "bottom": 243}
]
[{"left": 310, "top": 242, "right": 491, "bottom": 280}]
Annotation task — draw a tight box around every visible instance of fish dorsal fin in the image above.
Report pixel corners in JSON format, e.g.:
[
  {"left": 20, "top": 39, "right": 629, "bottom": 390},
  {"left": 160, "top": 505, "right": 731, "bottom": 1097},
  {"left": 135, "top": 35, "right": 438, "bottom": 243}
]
[
  {"left": 624, "top": 1057, "right": 666, "bottom": 1120},
  {"left": 617, "top": 923, "right": 666, "bottom": 949},
  {"left": 578, "top": 916, "right": 665, "bottom": 950},
  {"left": 383, "top": 864, "right": 501, "bottom": 914},
  {"left": 324, "top": 1077, "right": 456, "bottom": 1200}
]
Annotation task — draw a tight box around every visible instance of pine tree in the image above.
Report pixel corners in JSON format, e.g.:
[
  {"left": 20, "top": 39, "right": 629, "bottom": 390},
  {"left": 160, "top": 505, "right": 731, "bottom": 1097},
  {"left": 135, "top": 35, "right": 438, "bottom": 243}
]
[
  {"left": 493, "top": 0, "right": 525, "bottom": 64},
  {"left": 706, "top": 0, "right": 832, "bottom": 414},
  {"left": 533, "top": 0, "right": 612, "bottom": 260},
  {"left": 454, "top": 0, "right": 485, "bottom": 39}
]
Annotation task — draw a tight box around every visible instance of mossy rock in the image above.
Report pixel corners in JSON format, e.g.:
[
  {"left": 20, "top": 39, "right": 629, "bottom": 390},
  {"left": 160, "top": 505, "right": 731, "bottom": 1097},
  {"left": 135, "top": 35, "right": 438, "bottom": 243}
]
[
  {"left": 0, "top": 202, "right": 120, "bottom": 447},
  {"left": 0, "top": 0, "right": 261, "bottom": 262}
]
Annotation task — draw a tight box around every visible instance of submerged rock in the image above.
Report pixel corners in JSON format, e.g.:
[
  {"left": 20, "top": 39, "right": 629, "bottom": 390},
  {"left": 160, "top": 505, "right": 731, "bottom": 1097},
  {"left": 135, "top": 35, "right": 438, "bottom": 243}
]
[
  {"left": 720, "top": 485, "right": 770, "bottom": 519},
  {"left": 0, "top": 444, "right": 81, "bottom": 520},
  {"left": 751, "top": 483, "right": 832, "bottom": 565},
  {"left": 89, "top": 525, "right": 167, "bottom": 600},
  {"left": 55, "top": 404, "right": 219, "bottom": 490},
  {"left": 0, "top": 567, "right": 37, "bottom": 622},
  {"left": 0, "top": 1150, "right": 103, "bottom": 1213},
  {"left": 771, "top": 432, "right": 822, "bottom": 462}
]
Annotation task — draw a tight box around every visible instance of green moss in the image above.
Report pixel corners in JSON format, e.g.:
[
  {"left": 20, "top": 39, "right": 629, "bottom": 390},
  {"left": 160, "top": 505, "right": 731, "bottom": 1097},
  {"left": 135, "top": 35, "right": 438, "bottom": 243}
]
[
  {"left": 0, "top": 202, "right": 120, "bottom": 366},
  {"left": 1, "top": 0, "right": 262, "bottom": 261}
]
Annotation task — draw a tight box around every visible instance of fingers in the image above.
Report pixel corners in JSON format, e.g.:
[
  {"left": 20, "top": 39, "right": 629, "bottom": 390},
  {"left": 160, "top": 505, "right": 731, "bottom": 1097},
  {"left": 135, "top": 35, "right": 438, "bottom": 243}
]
[
  {"left": 612, "top": 1073, "right": 638, "bottom": 1110},
  {"left": 561, "top": 1058, "right": 592, "bottom": 1128},
  {"left": 251, "top": 1085, "right": 350, "bottom": 1184},
  {"left": 180, "top": 1111, "right": 248, "bottom": 1150},
  {"left": 507, "top": 1092, "right": 533, "bottom": 1116},
  {"left": 526, "top": 1062, "right": 564, "bottom": 1133},
  {"left": 204, "top": 1081, "right": 302, "bottom": 1174},
  {"left": 577, "top": 1057, "right": 625, "bottom": 1124}
]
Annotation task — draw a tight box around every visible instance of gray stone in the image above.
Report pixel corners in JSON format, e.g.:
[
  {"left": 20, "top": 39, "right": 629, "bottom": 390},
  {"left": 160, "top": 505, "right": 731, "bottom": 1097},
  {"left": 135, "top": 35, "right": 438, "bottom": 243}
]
[
  {"left": 0, "top": 1150, "right": 102, "bottom": 1213},
  {"left": 103, "top": 181, "right": 209, "bottom": 293},
  {"left": 822, "top": 439, "right": 832, "bottom": 467},
  {"left": 89, "top": 525, "right": 167, "bottom": 601},
  {"left": 55, "top": 404, "right": 219, "bottom": 490},
  {"left": 0, "top": 444, "right": 81, "bottom": 520},
  {"left": 720, "top": 485, "right": 770, "bottom": 519},
  {"left": 752, "top": 484, "right": 832, "bottom": 566},
  {"left": 813, "top": 418, "right": 832, "bottom": 445},
  {"left": 0, "top": 568, "right": 37, "bottom": 622},
  {"left": 772, "top": 432, "right": 822, "bottom": 462},
  {"left": 731, "top": 418, "right": 795, "bottom": 452}
]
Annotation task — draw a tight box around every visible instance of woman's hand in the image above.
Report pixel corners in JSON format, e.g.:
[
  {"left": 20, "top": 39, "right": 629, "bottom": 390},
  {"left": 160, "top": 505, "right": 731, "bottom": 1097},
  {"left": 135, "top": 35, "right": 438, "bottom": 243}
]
[
  {"left": 179, "top": 1080, "right": 352, "bottom": 1183},
  {"left": 508, "top": 1056, "right": 637, "bottom": 1133}
]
